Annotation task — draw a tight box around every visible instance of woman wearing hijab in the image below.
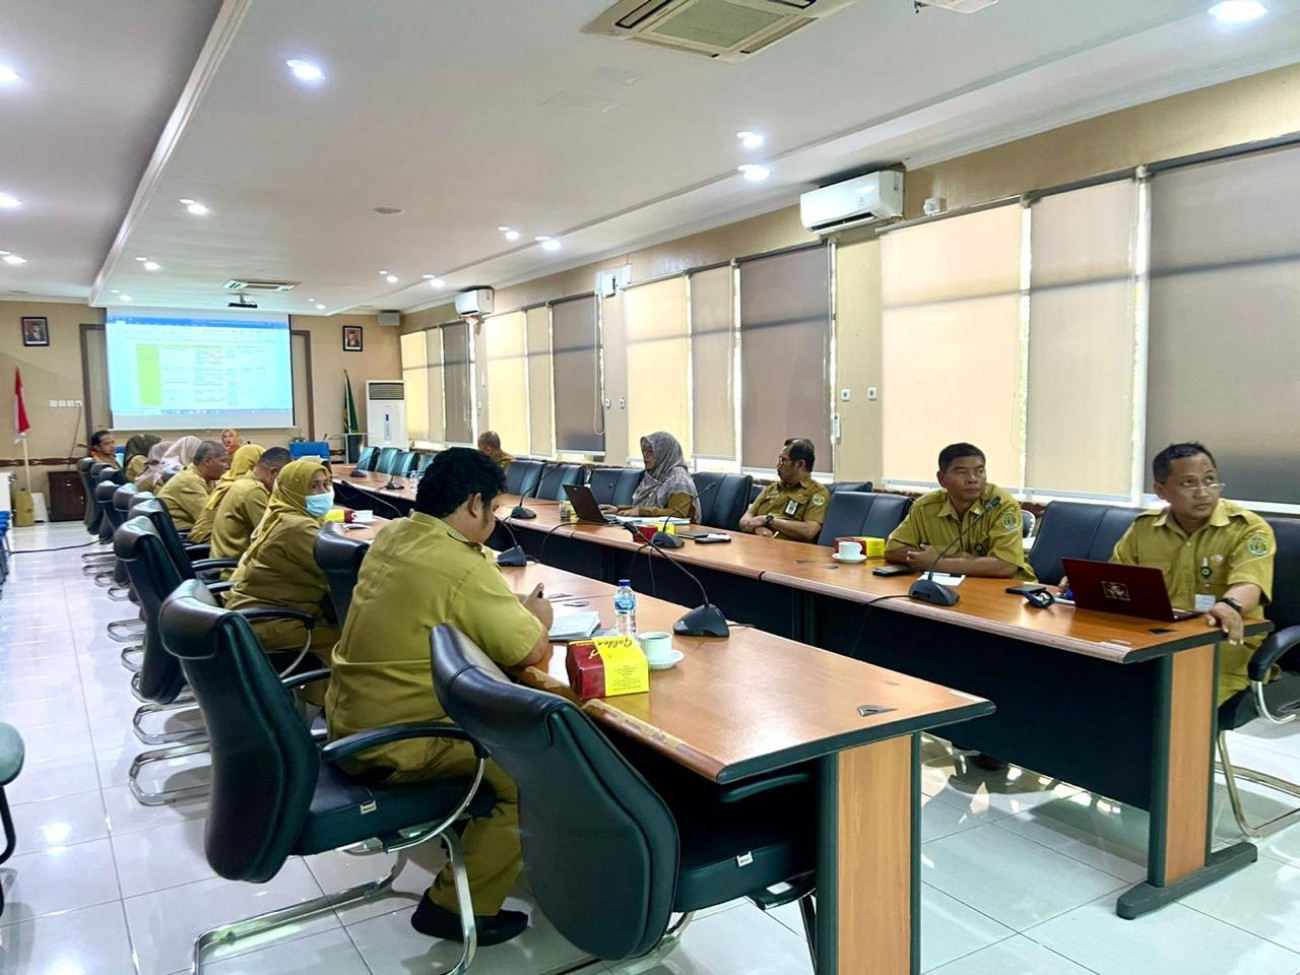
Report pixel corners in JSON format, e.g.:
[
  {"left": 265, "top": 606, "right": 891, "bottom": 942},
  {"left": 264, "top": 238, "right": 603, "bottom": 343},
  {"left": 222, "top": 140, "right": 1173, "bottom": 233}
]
[
  {"left": 224, "top": 458, "right": 339, "bottom": 667},
  {"left": 600, "top": 431, "right": 701, "bottom": 521},
  {"left": 122, "top": 434, "right": 161, "bottom": 482},
  {"left": 187, "top": 443, "right": 264, "bottom": 544},
  {"left": 221, "top": 428, "right": 242, "bottom": 455},
  {"left": 134, "top": 440, "right": 174, "bottom": 492}
]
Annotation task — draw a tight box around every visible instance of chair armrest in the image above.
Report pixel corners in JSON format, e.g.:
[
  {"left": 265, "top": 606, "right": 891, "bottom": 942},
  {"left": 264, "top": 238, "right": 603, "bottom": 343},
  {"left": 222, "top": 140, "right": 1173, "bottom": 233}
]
[
  {"left": 715, "top": 769, "right": 813, "bottom": 804},
  {"left": 185, "top": 543, "right": 212, "bottom": 559},
  {"left": 234, "top": 606, "right": 316, "bottom": 628},
  {"left": 205, "top": 581, "right": 233, "bottom": 595},
  {"left": 282, "top": 668, "right": 331, "bottom": 690},
  {"left": 191, "top": 557, "right": 240, "bottom": 571},
  {"left": 321, "top": 722, "right": 487, "bottom": 764},
  {"left": 1249, "top": 625, "right": 1300, "bottom": 681}
]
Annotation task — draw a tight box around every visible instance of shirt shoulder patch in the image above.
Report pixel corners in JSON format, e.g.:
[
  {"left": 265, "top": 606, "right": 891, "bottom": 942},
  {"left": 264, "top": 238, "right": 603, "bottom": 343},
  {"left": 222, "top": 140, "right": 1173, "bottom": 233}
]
[
  {"left": 811, "top": 493, "right": 825, "bottom": 507},
  {"left": 1247, "top": 534, "right": 1271, "bottom": 557},
  {"left": 1001, "top": 509, "right": 1020, "bottom": 532}
]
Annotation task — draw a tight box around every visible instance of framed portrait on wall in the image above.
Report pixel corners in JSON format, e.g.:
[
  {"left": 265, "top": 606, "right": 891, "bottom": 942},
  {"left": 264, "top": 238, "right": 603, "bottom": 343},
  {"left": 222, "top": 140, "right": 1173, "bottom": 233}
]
[
  {"left": 21, "top": 316, "right": 49, "bottom": 347},
  {"left": 342, "top": 325, "right": 363, "bottom": 352}
]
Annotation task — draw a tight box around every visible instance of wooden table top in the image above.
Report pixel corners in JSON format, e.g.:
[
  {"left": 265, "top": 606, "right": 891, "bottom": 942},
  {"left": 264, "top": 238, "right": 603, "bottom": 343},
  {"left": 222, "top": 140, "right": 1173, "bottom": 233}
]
[{"left": 512, "top": 567, "right": 992, "bottom": 783}]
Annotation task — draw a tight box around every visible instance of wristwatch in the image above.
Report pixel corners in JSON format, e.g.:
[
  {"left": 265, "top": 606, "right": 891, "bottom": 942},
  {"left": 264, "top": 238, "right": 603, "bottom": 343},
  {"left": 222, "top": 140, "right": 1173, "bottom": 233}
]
[
  {"left": 764, "top": 514, "right": 775, "bottom": 529},
  {"left": 1217, "top": 596, "right": 1244, "bottom": 614}
]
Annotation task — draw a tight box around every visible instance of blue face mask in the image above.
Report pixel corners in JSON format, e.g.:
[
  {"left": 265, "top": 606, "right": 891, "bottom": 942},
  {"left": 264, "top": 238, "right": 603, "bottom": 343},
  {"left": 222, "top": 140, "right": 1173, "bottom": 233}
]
[{"left": 304, "top": 490, "right": 333, "bottom": 518}]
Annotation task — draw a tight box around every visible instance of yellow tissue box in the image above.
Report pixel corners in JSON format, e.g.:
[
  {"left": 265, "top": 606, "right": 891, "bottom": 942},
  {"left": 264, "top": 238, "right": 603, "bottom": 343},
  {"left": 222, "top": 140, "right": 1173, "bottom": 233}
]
[
  {"left": 566, "top": 635, "right": 650, "bottom": 700},
  {"left": 324, "top": 508, "right": 346, "bottom": 522}
]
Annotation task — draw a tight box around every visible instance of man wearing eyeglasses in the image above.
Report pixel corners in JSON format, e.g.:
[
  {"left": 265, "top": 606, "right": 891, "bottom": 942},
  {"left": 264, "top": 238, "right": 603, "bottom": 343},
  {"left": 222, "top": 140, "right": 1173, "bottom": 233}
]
[{"left": 1109, "top": 442, "right": 1276, "bottom": 704}]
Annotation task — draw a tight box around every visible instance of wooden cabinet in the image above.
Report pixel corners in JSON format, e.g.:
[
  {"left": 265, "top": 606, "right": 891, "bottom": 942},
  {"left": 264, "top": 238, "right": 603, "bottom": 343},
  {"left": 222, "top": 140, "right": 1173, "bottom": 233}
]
[{"left": 46, "top": 471, "right": 86, "bottom": 522}]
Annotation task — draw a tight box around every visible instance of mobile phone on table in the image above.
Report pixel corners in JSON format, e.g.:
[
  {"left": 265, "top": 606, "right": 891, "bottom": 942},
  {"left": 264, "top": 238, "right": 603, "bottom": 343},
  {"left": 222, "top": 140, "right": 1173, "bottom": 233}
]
[
  {"left": 872, "top": 565, "right": 912, "bottom": 577},
  {"left": 1005, "top": 583, "right": 1048, "bottom": 596}
]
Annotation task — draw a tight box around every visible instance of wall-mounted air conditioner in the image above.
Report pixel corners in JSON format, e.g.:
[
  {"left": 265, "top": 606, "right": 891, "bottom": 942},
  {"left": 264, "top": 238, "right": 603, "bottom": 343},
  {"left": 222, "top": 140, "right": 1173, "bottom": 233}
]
[
  {"left": 800, "top": 171, "right": 904, "bottom": 234},
  {"left": 365, "top": 380, "right": 407, "bottom": 447}
]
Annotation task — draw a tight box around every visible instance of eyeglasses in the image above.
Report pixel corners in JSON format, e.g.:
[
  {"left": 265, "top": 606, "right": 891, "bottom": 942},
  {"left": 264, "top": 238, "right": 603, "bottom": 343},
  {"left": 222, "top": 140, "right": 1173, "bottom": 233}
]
[{"left": 1171, "top": 480, "right": 1225, "bottom": 496}]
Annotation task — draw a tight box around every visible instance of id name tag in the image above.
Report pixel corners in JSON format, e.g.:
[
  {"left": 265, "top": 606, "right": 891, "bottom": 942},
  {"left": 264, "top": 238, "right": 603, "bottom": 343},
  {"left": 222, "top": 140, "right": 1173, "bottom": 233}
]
[
  {"left": 1194, "top": 593, "right": 1216, "bottom": 613},
  {"left": 784, "top": 499, "right": 799, "bottom": 517}
]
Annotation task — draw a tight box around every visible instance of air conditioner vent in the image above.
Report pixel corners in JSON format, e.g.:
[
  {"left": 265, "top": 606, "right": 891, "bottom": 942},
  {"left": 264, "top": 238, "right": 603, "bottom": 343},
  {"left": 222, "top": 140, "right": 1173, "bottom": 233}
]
[
  {"left": 366, "top": 381, "right": 405, "bottom": 402},
  {"left": 223, "top": 279, "right": 299, "bottom": 292},
  {"left": 584, "top": 0, "right": 858, "bottom": 62}
]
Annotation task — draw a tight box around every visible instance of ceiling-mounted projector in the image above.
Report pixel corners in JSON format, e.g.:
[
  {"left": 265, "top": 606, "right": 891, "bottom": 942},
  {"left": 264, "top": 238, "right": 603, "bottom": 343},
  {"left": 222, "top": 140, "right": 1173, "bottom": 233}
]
[{"left": 228, "top": 295, "right": 258, "bottom": 309}]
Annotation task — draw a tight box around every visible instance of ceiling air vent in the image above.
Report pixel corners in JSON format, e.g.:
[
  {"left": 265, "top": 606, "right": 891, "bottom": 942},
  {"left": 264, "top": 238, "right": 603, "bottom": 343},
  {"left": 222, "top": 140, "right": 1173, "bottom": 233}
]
[
  {"left": 223, "top": 279, "right": 299, "bottom": 293},
  {"left": 583, "top": 0, "right": 859, "bottom": 62}
]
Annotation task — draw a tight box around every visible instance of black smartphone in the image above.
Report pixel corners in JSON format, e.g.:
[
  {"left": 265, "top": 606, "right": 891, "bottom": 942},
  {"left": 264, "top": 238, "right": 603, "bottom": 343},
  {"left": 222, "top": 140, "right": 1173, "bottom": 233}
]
[
  {"left": 873, "top": 565, "right": 912, "bottom": 577},
  {"left": 1006, "top": 583, "right": 1048, "bottom": 596}
]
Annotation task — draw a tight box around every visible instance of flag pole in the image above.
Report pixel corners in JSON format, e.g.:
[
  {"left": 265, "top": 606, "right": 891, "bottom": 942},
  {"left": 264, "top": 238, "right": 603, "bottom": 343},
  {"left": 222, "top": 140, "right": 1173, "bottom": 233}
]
[{"left": 21, "top": 435, "right": 31, "bottom": 492}]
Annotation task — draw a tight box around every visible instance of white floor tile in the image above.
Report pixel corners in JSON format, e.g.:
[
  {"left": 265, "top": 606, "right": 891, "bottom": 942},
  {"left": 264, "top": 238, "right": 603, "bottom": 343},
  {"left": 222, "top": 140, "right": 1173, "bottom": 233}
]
[
  {"left": 3, "top": 753, "right": 101, "bottom": 806},
  {"left": 921, "top": 884, "right": 1015, "bottom": 973},
  {"left": 0, "top": 837, "right": 121, "bottom": 926},
  {"left": 601, "top": 902, "right": 813, "bottom": 974},
  {"left": 7, "top": 789, "right": 108, "bottom": 857},
  {"left": 923, "top": 824, "right": 1128, "bottom": 931},
  {"left": 0, "top": 901, "right": 136, "bottom": 975},
  {"left": 923, "top": 791, "right": 985, "bottom": 843},
  {"left": 924, "top": 758, "right": 1082, "bottom": 823},
  {"left": 927, "top": 934, "right": 1097, "bottom": 974},
  {"left": 111, "top": 817, "right": 215, "bottom": 897},
  {"left": 204, "top": 926, "right": 372, "bottom": 975},
  {"left": 1182, "top": 854, "right": 1300, "bottom": 954},
  {"left": 123, "top": 859, "right": 335, "bottom": 975},
  {"left": 993, "top": 792, "right": 1150, "bottom": 883},
  {"left": 306, "top": 841, "right": 446, "bottom": 926},
  {"left": 1028, "top": 895, "right": 1300, "bottom": 975},
  {"left": 101, "top": 783, "right": 208, "bottom": 837}
]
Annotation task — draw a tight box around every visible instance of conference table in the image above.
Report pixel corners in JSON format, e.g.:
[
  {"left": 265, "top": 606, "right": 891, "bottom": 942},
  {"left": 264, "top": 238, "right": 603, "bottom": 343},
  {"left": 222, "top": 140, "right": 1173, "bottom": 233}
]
[
  {"left": 333, "top": 467, "right": 1271, "bottom": 927},
  {"left": 329, "top": 514, "right": 993, "bottom": 975}
]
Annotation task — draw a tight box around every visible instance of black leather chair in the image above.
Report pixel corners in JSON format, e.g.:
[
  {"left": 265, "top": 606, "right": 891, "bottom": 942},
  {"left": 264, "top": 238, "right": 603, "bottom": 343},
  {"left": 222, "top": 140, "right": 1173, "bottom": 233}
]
[
  {"left": 692, "top": 472, "right": 753, "bottom": 531},
  {"left": 535, "top": 463, "right": 585, "bottom": 501},
  {"left": 1216, "top": 517, "right": 1300, "bottom": 837},
  {"left": 588, "top": 467, "right": 640, "bottom": 507},
  {"left": 314, "top": 524, "right": 371, "bottom": 624},
  {"left": 828, "top": 480, "right": 873, "bottom": 495},
  {"left": 159, "top": 580, "right": 487, "bottom": 974},
  {"left": 430, "top": 624, "right": 817, "bottom": 968},
  {"left": 106, "top": 484, "right": 147, "bottom": 643},
  {"left": 749, "top": 482, "right": 762, "bottom": 506},
  {"left": 1022, "top": 510, "right": 1037, "bottom": 539},
  {"left": 374, "top": 446, "right": 401, "bottom": 475},
  {"left": 133, "top": 498, "right": 238, "bottom": 586},
  {"left": 393, "top": 450, "right": 419, "bottom": 476},
  {"left": 0, "top": 721, "right": 22, "bottom": 919},
  {"left": 1028, "top": 501, "right": 1141, "bottom": 585},
  {"left": 816, "top": 492, "right": 913, "bottom": 546},
  {"left": 418, "top": 451, "right": 438, "bottom": 473},
  {"left": 355, "top": 446, "right": 379, "bottom": 471},
  {"left": 77, "top": 457, "right": 100, "bottom": 533},
  {"left": 503, "top": 459, "right": 544, "bottom": 497}
]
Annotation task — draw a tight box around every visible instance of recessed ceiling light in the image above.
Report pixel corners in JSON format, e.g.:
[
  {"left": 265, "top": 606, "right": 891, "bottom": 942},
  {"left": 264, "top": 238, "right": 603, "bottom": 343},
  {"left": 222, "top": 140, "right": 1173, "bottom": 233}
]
[
  {"left": 0, "top": 193, "right": 21, "bottom": 209},
  {"left": 181, "top": 199, "right": 209, "bottom": 215},
  {"left": 385, "top": 274, "right": 398, "bottom": 284},
  {"left": 429, "top": 278, "right": 447, "bottom": 289},
  {"left": 2, "top": 254, "right": 26, "bottom": 265},
  {"left": 110, "top": 289, "right": 119, "bottom": 294},
  {"left": 0, "top": 66, "right": 20, "bottom": 84},
  {"left": 379, "top": 269, "right": 389, "bottom": 276},
  {"left": 135, "top": 256, "right": 148, "bottom": 262},
  {"left": 120, "top": 294, "right": 133, "bottom": 301},
  {"left": 542, "top": 239, "right": 562, "bottom": 252},
  {"left": 504, "top": 229, "right": 521, "bottom": 241},
  {"left": 285, "top": 59, "right": 325, "bottom": 82},
  {"left": 738, "top": 164, "right": 770, "bottom": 182},
  {"left": 372, "top": 206, "right": 403, "bottom": 216},
  {"left": 1209, "top": 0, "right": 1266, "bottom": 21},
  {"left": 497, "top": 226, "right": 510, "bottom": 232},
  {"left": 737, "top": 130, "right": 765, "bottom": 149},
  {"left": 143, "top": 261, "right": 161, "bottom": 271},
  {"left": 315, "top": 303, "right": 326, "bottom": 310}
]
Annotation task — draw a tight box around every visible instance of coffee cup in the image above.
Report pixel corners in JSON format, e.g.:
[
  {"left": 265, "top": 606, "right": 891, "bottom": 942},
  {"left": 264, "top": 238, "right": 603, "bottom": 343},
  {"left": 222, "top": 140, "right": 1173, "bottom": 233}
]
[
  {"left": 353, "top": 509, "right": 375, "bottom": 524},
  {"left": 639, "top": 631, "right": 673, "bottom": 664},
  {"left": 837, "top": 540, "right": 863, "bottom": 559}
]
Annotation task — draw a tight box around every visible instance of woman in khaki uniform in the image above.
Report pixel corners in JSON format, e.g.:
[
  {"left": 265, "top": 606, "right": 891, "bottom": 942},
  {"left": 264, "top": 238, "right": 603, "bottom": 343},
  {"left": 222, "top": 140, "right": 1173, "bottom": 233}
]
[
  {"left": 225, "top": 459, "right": 339, "bottom": 667},
  {"left": 188, "top": 444, "right": 263, "bottom": 543},
  {"left": 122, "top": 434, "right": 160, "bottom": 482}
]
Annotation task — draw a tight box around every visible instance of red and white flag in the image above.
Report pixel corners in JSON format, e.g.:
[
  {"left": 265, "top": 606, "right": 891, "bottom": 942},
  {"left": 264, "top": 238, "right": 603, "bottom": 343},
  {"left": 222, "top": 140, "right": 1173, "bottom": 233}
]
[{"left": 14, "top": 368, "right": 30, "bottom": 443}]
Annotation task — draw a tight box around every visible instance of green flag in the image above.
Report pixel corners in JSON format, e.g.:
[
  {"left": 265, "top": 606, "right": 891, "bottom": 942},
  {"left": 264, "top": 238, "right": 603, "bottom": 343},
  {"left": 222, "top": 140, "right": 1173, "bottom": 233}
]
[{"left": 343, "top": 370, "right": 359, "bottom": 434}]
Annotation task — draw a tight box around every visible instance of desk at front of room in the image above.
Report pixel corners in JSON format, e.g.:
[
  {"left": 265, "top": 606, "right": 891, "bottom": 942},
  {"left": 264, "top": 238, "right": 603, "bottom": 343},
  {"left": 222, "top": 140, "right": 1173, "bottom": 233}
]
[{"left": 333, "top": 466, "right": 1271, "bottom": 930}]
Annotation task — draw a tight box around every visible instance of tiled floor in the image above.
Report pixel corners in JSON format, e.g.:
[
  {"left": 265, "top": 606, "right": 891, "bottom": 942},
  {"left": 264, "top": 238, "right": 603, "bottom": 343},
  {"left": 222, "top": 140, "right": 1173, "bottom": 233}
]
[{"left": 2, "top": 521, "right": 1300, "bottom": 974}]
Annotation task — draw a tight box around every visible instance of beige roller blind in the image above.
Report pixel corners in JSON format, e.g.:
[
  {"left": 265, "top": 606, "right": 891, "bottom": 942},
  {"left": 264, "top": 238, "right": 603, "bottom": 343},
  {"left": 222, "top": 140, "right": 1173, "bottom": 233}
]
[
  {"left": 1026, "top": 180, "right": 1138, "bottom": 498},
  {"left": 443, "top": 321, "right": 474, "bottom": 445},
  {"left": 624, "top": 277, "right": 690, "bottom": 459},
  {"left": 690, "top": 265, "right": 735, "bottom": 459},
  {"left": 425, "top": 329, "right": 445, "bottom": 444},
  {"left": 551, "top": 295, "right": 604, "bottom": 454},
  {"left": 880, "top": 205, "right": 1023, "bottom": 485},
  {"left": 525, "top": 306, "right": 553, "bottom": 457},
  {"left": 483, "top": 311, "right": 530, "bottom": 455},
  {"left": 400, "top": 331, "right": 430, "bottom": 443}
]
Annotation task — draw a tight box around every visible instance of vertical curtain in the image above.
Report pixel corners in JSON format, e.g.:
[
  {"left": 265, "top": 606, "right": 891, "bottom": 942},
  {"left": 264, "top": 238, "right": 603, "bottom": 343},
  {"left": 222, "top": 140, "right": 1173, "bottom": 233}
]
[
  {"left": 425, "top": 328, "right": 445, "bottom": 444},
  {"left": 1025, "top": 180, "right": 1139, "bottom": 497},
  {"left": 525, "top": 305, "right": 553, "bottom": 457},
  {"left": 624, "top": 277, "right": 690, "bottom": 458},
  {"left": 482, "top": 311, "right": 529, "bottom": 455},
  {"left": 690, "top": 265, "right": 735, "bottom": 459},
  {"left": 738, "top": 245, "right": 832, "bottom": 472},
  {"left": 442, "top": 321, "right": 474, "bottom": 445},
  {"left": 400, "top": 330, "right": 429, "bottom": 443},
  {"left": 551, "top": 295, "right": 604, "bottom": 454},
  {"left": 880, "top": 206, "right": 1023, "bottom": 485}
]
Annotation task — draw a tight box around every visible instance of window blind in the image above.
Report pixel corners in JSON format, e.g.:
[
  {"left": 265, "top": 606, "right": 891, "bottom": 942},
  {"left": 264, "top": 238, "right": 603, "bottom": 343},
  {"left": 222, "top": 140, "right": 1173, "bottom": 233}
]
[
  {"left": 442, "top": 321, "right": 474, "bottom": 445},
  {"left": 625, "top": 276, "right": 691, "bottom": 458},
  {"left": 425, "top": 328, "right": 445, "bottom": 443},
  {"left": 482, "top": 311, "right": 529, "bottom": 455},
  {"left": 551, "top": 295, "right": 604, "bottom": 454},
  {"left": 690, "top": 265, "right": 735, "bottom": 459},
  {"left": 525, "top": 305, "right": 553, "bottom": 456},
  {"left": 400, "top": 330, "right": 430, "bottom": 443}
]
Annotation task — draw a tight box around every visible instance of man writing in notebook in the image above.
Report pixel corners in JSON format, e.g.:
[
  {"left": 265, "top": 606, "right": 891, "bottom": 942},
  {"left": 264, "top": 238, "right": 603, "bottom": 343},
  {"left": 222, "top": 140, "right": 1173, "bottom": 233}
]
[{"left": 885, "top": 442, "right": 1035, "bottom": 581}]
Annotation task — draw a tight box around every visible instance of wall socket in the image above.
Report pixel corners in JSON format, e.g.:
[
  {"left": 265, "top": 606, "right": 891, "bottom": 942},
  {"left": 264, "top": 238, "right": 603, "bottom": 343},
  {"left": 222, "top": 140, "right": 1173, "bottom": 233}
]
[
  {"left": 866, "top": 386, "right": 879, "bottom": 401},
  {"left": 839, "top": 388, "right": 851, "bottom": 402}
]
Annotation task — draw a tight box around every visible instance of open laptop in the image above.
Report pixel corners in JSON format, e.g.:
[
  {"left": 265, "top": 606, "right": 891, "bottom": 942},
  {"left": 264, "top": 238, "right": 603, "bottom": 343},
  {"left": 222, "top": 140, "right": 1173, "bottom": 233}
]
[
  {"left": 1061, "top": 558, "right": 1198, "bottom": 622},
  {"left": 563, "top": 483, "right": 623, "bottom": 525}
]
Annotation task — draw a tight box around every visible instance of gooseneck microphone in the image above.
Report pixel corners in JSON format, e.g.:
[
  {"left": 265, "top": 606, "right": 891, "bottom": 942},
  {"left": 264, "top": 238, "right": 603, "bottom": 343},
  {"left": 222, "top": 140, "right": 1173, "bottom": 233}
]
[
  {"left": 649, "top": 478, "right": 720, "bottom": 549},
  {"left": 495, "top": 515, "right": 529, "bottom": 567},
  {"left": 511, "top": 467, "right": 544, "bottom": 520},
  {"left": 622, "top": 523, "right": 729, "bottom": 637},
  {"left": 908, "top": 496, "right": 1003, "bottom": 607}
]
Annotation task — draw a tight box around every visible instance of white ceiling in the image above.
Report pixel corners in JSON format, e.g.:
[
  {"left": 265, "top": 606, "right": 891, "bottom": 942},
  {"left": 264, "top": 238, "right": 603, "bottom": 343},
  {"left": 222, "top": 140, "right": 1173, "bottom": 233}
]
[{"left": 4, "top": 0, "right": 1300, "bottom": 313}]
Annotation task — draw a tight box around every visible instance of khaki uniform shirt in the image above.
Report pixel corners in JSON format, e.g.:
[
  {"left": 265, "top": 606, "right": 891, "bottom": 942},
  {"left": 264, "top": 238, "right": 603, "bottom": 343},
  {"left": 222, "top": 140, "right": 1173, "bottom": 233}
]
[
  {"left": 209, "top": 476, "right": 271, "bottom": 565},
  {"left": 326, "top": 511, "right": 544, "bottom": 776},
  {"left": 156, "top": 464, "right": 212, "bottom": 531},
  {"left": 497, "top": 452, "right": 514, "bottom": 472},
  {"left": 886, "top": 484, "right": 1035, "bottom": 581},
  {"left": 746, "top": 479, "right": 831, "bottom": 539},
  {"left": 124, "top": 455, "right": 147, "bottom": 482},
  {"left": 1112, "top": 499, "right": 1275, "bottom": 703}
]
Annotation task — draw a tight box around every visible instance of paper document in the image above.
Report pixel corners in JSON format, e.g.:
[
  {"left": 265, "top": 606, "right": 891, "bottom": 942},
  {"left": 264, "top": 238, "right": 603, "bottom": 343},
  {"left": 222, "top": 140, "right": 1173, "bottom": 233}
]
[
  {"left": 927, "top": 572, "right": 967, "bottom": 587},
  {"left": 548, "top": 610, "right": 601, "bottom": 641}
]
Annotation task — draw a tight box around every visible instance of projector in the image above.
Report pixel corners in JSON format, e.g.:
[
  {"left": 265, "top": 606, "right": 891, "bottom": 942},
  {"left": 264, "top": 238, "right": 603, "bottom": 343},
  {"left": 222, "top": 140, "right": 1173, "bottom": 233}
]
[{"left": 228, "top": 296, "right": 258, "bottom": 309}]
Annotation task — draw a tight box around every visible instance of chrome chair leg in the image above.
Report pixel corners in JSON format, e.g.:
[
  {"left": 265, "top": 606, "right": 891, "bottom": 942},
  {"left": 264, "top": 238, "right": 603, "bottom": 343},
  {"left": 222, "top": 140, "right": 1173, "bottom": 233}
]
[
  {"left": 1217, "top": 730, "right": 1300, "bottom": 838},
  {"left": 106, "top": 585, "right": 132, "bottom": 602},
  {"left": 121, "top": 646, "right": 144, "bottom": 672},
  {"left": 798, "top": 894, "right": 817, "bottom": 972},
  {"left": 605, "top": 914, "right": 695, "bottom": 974},
  {"left": 107, "top": 618, "right": 145, "bottom": 642},
  {"left": 128, "top": 742, "right": 212, "bottom": 806},
  {"left": 132, "top": 701, "right": 206, "bottom": 747}
]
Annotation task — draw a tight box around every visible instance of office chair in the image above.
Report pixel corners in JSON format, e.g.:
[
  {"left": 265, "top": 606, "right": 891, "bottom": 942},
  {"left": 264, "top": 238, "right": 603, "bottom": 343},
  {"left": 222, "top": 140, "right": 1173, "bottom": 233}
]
[
  {"left": 0, "top": 721, "right": 22, "bottom": 919},
  {"left": 314, "top": 524, "right": 372, "bottom": 624},
  {"left": 160, "top": 581, "right": 487, "bottom": 975},
  {"left": 430, "top": 624, "right": 818, "bottom": 969},
  {"left": 1029, "top": 501, "right": 1141, "bottom": 585},
  {"left": 828, "top": 480, "right": 873, "bottom": 495},
  {"left": 534, "top": 463, "right": 585, "bottom": 501},
  {"left": 1216, "top": 517, "right": 1300, "bottom": 837},
  {"left": 503, "top": 459, "right": 544, "bottom": 497},
  {"left": 374, "top": 446, "right": 401, "bottom": 475},
  {"left": 1022, "top": 509, "right": 1037, "bottom": 539},
  {"left": 105, "top": 484, "right": 147, "bottom": 644},
  {"left": 816, "top": 492, "right": 912, "bottom": 546},
  {"left": 588, "top": 467, "right": 640, "bottom": 507},
  {"left": 355, "top": 445, "right": 379, "bottom": 471},
  {"left": 393, "top": 450, "right": 420, "bottom": 476},
  {"left": 692, "top": 472, "right": 753, "bottom": 530}
]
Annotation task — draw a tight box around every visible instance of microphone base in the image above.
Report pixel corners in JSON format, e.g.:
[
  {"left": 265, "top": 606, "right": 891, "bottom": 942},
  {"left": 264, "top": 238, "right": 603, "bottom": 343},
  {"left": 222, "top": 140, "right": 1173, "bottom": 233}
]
[
  {"left": 908, "top": 579, "right": 961, "bottom": 606},
  {"left": 511, "top": 506, "right": 537, "bottom": 520},
  {"left": 650, "top": 531, "right": 684, "bottom": 549},
  {"left": 674, "top": 603, "right": 730, "bottom": 638},
  {"left": 348, "top": 470, "right": 369, "bottom": 478},
  {"left": 495, "top": 546, "right": 527, "bottom": 567},
  {"left": 382, "top": 481, "right": 402, "bottom": 491}
]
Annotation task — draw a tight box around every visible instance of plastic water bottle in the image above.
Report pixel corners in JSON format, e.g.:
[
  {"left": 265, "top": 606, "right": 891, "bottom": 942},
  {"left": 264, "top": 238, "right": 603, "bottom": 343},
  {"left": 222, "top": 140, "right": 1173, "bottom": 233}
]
[{"left": 614, "top": 580, "right": 638, "bottom": 637}]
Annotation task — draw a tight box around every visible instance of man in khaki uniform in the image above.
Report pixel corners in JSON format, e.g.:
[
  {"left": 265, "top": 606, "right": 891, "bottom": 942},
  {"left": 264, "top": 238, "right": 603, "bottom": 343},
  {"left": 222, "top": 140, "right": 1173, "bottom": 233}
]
[
  {"left": 326, "top": 448, "right": 552, "bottom": 947},
  {"left": 739, "top": 438, "right": 830, "bottom": 542},
  {"left": 477, "top": 430, "right": 513, "bottom": 471},
  {"left": 156, "top": 440, "right": 228, "bottom": 530},
  {"left": 1108, "top": 442, "right": 1275, "bottom": 705},
  {"left": 88, "top": 429, "right": 119, "bottom": 468},
  {"left": 885, "top": 442, "right": 1035, "bottom": 581},
  {"left": 209, "top": 446, "right": 290, "bottom": 567}
]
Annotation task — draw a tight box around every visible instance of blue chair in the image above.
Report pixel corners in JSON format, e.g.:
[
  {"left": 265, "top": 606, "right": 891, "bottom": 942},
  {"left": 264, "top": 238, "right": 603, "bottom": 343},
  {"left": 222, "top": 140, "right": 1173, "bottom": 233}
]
[
  {"left": 589, "top": 468, "right": 640, "bottom": 507},
  {"left": 535, "top": 463, "right": 585, "bottom": 501},
  {"left": 816, "top": 492, "right": 912, "bottom": 546},
  {"left": 0, "top": 721, "right": 24, "bottom": 918}
]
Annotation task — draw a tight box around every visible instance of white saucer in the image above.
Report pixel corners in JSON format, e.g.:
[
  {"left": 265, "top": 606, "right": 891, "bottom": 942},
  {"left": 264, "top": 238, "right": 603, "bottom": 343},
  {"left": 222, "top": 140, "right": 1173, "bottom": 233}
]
[
  {"left": 832, "top": 552, "right": 868, "bottom": 564},
  {"left": 647, "top": 649, "right": 685, "bottom": 671}
]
